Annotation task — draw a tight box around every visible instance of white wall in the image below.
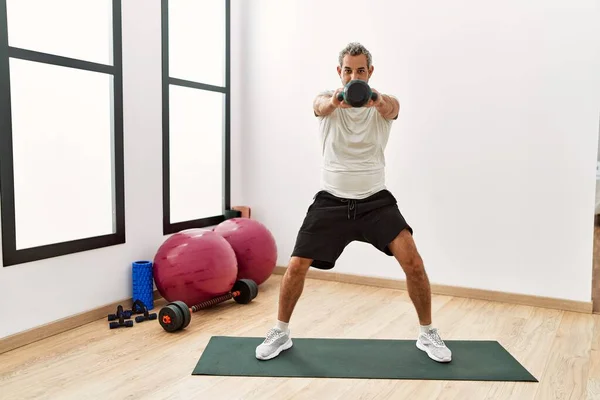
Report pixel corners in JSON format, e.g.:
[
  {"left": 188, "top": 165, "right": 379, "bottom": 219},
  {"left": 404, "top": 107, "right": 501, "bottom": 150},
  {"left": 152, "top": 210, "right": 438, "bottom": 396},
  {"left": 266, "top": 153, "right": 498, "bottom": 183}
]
[
  {"left": 241, "top": 0, "right": 600, "bottom": 302},
  {"left": 1, "top": 0, "right": 598, "bottom": 340},
  {"left": 0, "top": 0, "right": 245, "bottom": 339}
]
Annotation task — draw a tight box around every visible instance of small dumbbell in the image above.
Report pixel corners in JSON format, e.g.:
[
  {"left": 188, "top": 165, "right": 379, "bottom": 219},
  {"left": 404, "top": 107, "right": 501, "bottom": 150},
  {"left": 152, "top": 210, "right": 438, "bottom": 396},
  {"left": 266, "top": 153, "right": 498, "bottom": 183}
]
[
  {"left": 108, "top": 305, "right": 132, "bottom": 321},
  {"left": 159, "top": 279, "right": 259, "bottom": 333}
]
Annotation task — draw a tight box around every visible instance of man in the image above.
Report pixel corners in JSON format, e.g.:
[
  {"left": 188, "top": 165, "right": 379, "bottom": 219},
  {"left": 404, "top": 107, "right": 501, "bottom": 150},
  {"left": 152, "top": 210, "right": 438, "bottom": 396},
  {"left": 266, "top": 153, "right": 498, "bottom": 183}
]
[{"left": 255, "top": 42, "right": 452, "bottom": 363}]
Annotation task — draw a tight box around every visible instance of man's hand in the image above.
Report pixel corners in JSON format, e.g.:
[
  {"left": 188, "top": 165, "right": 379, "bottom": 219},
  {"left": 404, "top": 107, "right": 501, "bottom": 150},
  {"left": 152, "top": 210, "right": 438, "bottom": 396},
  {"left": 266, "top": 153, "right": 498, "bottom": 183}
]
[
  {"left": 330, "top": 88, "right": 353, "bottom": 109},
  {"left": 366, "top": 89, "right": 400, "bottom": 120},
  {"left": 313, "top": 88, "right": 351, "bottom": 116}
]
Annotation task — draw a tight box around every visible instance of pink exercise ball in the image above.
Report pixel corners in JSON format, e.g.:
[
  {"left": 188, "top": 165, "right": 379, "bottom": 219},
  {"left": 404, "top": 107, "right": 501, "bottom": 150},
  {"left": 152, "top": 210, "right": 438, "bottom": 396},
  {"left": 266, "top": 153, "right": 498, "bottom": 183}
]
[
  {"left": 213, "top": 218, "right": 277, "bottom": 285},
  {"left": 153, "top": 228, "right": 238, "bottom": 306}
]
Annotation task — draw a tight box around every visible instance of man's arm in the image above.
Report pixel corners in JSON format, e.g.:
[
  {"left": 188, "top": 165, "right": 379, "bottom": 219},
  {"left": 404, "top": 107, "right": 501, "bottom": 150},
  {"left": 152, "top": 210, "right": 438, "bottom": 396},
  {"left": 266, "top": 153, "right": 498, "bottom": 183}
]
[
  {"left": 313, "top": 89, "right": 351, "bottom": 116},
  {"left": 371, "top": 91, "right": 400, "bottom": 120}
]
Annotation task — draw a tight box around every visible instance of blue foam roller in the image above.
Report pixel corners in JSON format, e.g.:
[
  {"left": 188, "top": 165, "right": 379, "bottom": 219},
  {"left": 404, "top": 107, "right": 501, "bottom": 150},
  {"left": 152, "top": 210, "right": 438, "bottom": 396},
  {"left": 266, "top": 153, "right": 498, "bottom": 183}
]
[{"left": 132, "top": 260, "right": 154, "bottom": 310}]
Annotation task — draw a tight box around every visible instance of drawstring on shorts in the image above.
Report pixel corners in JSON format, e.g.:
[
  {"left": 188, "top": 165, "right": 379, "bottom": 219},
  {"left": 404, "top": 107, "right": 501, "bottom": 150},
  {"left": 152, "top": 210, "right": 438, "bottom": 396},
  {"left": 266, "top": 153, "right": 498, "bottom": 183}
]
[{"left": 342, "top": 198, "right": 357, "bottom": 220}]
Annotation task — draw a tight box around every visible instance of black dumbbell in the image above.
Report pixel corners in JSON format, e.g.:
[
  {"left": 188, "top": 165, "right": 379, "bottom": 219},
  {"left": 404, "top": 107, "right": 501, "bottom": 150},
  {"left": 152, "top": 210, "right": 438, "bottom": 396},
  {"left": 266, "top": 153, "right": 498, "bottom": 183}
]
[
  {"left": 108, "top": 305, "right": 132, "bottom": 321},
  {"left": 336, "top": 79, "right": 378, "bottom": 107},
  {"left": 158, "top": 279, "right": 259, "bottom": 333}
]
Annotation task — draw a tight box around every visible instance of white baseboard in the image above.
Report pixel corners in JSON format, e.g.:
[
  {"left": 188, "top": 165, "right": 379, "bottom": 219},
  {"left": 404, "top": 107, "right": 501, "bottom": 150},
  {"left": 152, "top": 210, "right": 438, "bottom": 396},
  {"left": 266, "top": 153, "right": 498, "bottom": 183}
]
[{"left": 272, "top": 266, "right": 593, "bottom": 314}]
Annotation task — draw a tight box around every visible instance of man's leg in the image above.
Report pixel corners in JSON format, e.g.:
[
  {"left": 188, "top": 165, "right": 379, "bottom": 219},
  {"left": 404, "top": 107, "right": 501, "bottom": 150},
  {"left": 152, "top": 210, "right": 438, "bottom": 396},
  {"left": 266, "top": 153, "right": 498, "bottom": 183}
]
[
  {"left": 256, "top": 191, "right": 350, "bottom": 360},
  {"left": 277, "top": 256, "right": 313, "bottom": 323},
  {"left": 387, "top": 229, "right": 431, "bottom": 326},
  {"left": 388, "top": 229, "right": 451, "bottom": 363},
  {"left": 255, "top": 256, "right": 312, "bottom": 360},
  {"left": 355, "top": 190, "right": 451, "bottom": 362}
]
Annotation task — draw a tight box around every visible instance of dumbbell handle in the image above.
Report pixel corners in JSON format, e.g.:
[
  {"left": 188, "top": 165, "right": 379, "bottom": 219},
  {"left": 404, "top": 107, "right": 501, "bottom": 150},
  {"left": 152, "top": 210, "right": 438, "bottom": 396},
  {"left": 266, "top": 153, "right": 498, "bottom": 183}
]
[{"left": 190, "top": 290, "right": 242, "bottom": 312}]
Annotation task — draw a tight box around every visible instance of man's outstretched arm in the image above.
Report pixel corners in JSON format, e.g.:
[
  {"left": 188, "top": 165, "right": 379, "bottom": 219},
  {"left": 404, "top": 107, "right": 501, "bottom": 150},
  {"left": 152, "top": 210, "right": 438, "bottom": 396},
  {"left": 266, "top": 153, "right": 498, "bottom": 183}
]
[
  {"left": 313, "top": 89, "right": 351, "bottom": 116},
  {"left": 370, "top": 90, "right": 400, "bottom": 120}
]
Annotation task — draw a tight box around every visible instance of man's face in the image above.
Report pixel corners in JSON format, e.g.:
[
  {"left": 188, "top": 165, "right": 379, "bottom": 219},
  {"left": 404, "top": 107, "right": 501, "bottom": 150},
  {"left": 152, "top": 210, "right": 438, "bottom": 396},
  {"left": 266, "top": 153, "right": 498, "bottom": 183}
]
[{"left": 337, "top": 54, "right": 373, "bottom": 85}]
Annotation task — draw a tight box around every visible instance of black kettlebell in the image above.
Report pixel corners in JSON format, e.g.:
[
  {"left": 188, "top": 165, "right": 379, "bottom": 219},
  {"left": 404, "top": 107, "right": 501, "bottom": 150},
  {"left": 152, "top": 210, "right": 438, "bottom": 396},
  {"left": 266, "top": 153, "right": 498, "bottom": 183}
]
[{"left": 336, "top": 80, "right": 378, "bottom": 107}]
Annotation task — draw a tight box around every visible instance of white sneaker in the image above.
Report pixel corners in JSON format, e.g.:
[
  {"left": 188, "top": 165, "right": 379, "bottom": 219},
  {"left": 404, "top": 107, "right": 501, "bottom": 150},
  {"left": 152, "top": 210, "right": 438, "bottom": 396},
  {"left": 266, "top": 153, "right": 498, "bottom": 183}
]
[
  {"left": 416, "top": 328, "right": 452, "bottom": 362},
  {"left": 255, "top": 328, "right": 293, "bottom": 360}
]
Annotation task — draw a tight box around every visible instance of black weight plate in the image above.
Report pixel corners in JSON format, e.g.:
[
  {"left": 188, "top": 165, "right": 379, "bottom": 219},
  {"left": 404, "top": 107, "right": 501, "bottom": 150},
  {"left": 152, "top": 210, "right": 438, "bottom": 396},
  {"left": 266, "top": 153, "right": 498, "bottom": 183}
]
[
  {"left": 171, "top": 301, "right": 191, "bottom": 329},
  {"left": 244, "top": 278, "right": 258, "bottom": 300},
  {"left": 159, "top": 304, "right": 183, "bottom": 332},
  {"left": 251, "top": 280, "right": 259, "bottom": 299},
  {"left": 232, "top": 279, "right": 256, "bottom": 304}
]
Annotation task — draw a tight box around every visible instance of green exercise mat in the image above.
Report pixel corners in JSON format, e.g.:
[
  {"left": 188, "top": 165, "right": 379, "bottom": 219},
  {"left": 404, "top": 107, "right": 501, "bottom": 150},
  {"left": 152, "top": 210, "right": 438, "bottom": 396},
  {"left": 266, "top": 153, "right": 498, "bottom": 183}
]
[{"left": 192, "top": 336, "right": 537, "bottom": 381}]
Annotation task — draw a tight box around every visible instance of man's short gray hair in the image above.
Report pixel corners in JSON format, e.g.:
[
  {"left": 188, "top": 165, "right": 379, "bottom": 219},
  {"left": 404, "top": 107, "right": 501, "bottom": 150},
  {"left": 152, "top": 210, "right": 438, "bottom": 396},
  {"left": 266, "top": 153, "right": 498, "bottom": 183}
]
[{"left": 338, "top": 42, "right": 372, "bottom": 68}]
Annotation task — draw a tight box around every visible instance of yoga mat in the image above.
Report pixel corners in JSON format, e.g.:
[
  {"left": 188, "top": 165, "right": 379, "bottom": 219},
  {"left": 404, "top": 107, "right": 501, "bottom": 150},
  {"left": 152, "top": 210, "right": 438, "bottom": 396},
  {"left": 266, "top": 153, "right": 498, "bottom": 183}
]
[{"left": 192, "top": 336, "right": 537, "bottom": 382}]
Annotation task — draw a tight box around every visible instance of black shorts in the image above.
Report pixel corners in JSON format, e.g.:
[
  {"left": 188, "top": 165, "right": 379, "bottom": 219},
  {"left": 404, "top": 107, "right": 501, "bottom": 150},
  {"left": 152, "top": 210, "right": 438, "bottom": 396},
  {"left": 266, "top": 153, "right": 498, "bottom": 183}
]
[{"left": 291, "top": 189, "right": 413, "bottom": 269}]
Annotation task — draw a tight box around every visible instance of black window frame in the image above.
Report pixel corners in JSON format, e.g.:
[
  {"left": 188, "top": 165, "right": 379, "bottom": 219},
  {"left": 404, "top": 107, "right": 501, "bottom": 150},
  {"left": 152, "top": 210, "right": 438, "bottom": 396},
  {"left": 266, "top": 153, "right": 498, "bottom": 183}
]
[
  {"left": 0, "top": 0, "right": 125, "bottom": 267},
  {"left": 161, "top": 0, "right": 232, "bottom": 235}
]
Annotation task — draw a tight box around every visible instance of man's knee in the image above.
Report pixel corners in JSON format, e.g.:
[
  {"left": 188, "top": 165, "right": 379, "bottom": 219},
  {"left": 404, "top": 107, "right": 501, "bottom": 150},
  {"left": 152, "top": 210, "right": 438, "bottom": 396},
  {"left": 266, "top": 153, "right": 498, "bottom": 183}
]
[
  {"left": 286, "top": 256, "right": 312, "bottom": 277},
  {"left": 389, "top": 230, "right": 426, "bottom": 276},
  {"left": 401, "top": 253, "right": 426, "bottom": 278}
]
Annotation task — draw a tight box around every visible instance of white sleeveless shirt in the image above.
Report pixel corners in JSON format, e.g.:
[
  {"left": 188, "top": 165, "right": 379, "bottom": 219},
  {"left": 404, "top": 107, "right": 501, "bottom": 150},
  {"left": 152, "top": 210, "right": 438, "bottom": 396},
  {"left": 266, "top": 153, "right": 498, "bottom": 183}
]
[{"left": 317, "top": 101, "right": 396, "bottom": 199}]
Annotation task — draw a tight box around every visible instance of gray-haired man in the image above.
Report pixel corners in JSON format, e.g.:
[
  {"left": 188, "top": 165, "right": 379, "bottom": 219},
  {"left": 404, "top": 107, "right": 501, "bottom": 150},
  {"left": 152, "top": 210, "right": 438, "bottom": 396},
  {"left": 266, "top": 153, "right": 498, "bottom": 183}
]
[{"left": 255, "top": 42, "right": 452, "bottom": 363}]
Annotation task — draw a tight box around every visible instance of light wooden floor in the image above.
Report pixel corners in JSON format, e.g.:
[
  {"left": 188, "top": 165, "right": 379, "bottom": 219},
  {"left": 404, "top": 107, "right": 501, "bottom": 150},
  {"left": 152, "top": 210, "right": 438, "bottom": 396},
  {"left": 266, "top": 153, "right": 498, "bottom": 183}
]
[{"left": 1, "top": 275, "right": 599, "bottom": 400}]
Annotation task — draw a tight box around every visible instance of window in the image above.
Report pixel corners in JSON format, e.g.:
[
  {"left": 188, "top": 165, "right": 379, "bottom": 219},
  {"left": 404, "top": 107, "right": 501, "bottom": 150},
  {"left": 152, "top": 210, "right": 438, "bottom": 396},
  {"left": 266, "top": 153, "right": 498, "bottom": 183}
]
[
  {"left": 161, "top": 0, "right": 231, "bottom": 234},
  {"left": 0, "top": 0, "right": 124, "bottom": 266}
]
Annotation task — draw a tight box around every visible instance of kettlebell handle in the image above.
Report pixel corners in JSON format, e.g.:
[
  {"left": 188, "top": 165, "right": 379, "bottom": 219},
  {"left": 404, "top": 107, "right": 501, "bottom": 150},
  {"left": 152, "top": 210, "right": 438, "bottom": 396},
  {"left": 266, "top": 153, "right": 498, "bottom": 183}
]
[{"left": 337, "top": 92, "right": 378, "bottom": 102}]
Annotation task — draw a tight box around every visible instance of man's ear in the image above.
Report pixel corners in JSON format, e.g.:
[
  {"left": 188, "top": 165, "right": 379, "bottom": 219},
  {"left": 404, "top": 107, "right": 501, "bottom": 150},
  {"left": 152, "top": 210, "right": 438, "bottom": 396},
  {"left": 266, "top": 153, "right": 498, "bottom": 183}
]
[
  {"left": 337, "top": 65, "right": 342, "bottom": 77},
  {"left": 368, "top": 65, "right": 374, "bottom": 78}
]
